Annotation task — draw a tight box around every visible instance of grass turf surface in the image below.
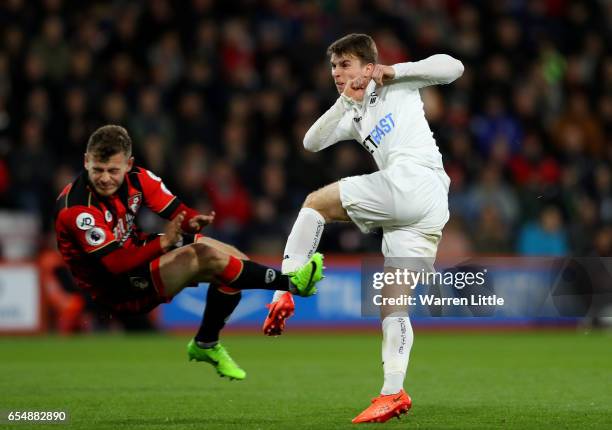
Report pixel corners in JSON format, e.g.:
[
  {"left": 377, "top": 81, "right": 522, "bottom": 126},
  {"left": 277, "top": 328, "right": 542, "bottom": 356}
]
[{"left": 1, "top": 331, "right": 611, "bottom": 429}]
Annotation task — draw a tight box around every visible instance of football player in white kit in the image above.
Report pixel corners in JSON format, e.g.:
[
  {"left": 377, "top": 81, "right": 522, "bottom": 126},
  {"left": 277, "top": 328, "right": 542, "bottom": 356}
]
[{"left": 262, "top": 33, "right": 464, "bottom": 423}]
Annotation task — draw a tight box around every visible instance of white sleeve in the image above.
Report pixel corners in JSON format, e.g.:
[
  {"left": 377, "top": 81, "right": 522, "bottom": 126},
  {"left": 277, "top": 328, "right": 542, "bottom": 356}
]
[
  {"left": 391, "top": 54, "right": 464, "bottom": 90},
  {"left": 303, "top": 95, "right": 356, "bottom": 152}
]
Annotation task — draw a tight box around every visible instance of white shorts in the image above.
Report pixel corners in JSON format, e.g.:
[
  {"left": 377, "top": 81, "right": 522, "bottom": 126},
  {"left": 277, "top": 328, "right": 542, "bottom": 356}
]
[{"left": 339, "top": 164, "right": 450, "bottom": 268}]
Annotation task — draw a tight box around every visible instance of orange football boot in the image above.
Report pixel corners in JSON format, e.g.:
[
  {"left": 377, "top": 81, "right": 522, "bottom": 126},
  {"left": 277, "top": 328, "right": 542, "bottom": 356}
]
[
  {"left": 262, "top": 291, "right": 295, "bottom": 336},
  {"left": 352, "top": 389, "right": 412, "bottom": 423}
]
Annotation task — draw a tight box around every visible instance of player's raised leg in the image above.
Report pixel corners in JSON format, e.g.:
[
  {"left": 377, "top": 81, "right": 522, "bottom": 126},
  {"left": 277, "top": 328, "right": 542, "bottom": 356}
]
[
  {"left": 264, "top": 182, "right": 348, "bottom": 336},
  {"left": 282, "top": 182, "right": 349, "bottom": 273},
  {"left": 157, "top": 244, "right": 322, "bottom": 299}
]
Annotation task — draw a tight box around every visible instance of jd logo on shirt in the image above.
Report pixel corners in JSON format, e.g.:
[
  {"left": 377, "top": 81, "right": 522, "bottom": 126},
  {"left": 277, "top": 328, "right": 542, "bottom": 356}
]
[{"left": 76, "top": 212, "right": 95, "bottom": 230}]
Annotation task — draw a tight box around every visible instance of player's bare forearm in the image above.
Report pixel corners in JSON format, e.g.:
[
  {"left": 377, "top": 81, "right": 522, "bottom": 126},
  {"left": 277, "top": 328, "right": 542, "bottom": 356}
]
[{"left": 161, "top": 211, "right": 184, "bottom": 251}]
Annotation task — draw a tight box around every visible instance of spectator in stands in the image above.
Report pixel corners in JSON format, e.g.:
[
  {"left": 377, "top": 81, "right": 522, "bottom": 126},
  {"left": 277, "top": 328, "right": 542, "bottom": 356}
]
[
  {"left": 518, "top": 206, "right": 569, "bottom": 256},
  {"left": 0, "top": 0, "right": 608, "bottom": 259}
]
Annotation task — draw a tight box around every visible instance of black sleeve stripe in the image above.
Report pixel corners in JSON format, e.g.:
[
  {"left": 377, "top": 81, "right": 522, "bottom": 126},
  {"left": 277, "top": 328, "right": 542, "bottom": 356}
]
[
  {"left": 158, "top": 197, "right": 181, "bottom": 219},
  {"left": 66, "top": 175, "right": 91, "bottom": 208},
  {"left": 88, "top": 240, "right": 120, "bottom": 258},
  {"left": 129, "top": 169, "right": 143, "bottom": 193}
]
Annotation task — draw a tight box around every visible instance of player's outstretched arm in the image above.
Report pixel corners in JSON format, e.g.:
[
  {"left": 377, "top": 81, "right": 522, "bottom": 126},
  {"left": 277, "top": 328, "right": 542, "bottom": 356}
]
[
  {"left": 135, "top": 167, "right": 213, "bottom": 234},
  {"left": 387, "top": 54, "right": 464, "bottom": 90},
  {"left": 100, "top": 212, "right": 186, "bottom": 275},
  {"left": 303, "top": 95, "right": 356, "bottom": 152}
]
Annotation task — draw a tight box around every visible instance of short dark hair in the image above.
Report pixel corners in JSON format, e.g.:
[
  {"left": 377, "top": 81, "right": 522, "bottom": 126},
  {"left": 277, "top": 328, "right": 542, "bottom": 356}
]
[
  {"left": 327, "top": 33, "right": 378, "bottom": 64},
  {"left": 86, "top": 125, "right": 132, "bottom": 161}
]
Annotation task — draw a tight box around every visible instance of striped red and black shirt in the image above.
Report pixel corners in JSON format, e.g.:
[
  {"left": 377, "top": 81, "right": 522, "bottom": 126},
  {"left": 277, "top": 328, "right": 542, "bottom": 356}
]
[{"left": 54, "top": 166, "right": 198, "bottom": 301}]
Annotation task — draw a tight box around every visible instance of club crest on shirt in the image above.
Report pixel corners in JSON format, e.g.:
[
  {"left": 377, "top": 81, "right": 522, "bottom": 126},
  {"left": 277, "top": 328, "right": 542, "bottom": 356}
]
[
  {"left": 104, "top": 210, "right": 113, "bottom": 222},
  {"left": 127, "top": 193, "right": 142, "bottom": 214},
  {"left": 368, "top": 91, "right": 379, "bottom": 107}
]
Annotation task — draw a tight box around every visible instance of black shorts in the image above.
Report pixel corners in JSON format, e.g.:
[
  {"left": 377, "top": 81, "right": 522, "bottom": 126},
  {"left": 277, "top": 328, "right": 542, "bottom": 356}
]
[{"left": 96, "top": 233, "right": 201, "bottom": 315}]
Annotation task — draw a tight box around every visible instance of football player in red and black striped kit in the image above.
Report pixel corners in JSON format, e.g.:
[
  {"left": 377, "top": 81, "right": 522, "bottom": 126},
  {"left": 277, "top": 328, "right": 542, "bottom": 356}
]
[{"left": 54, "top": 125, "right": 324, "bottom": 380}]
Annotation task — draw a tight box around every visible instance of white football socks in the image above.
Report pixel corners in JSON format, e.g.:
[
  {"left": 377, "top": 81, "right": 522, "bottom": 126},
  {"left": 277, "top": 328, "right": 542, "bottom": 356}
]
[
  {"left": 271, "top": 208, "right": 325, "bottom": 303},
  {"left": 282, "top": 207, "right": 326, "bottom": 274},
  {"left": 380, "top": 315, "right": 413, "bottom": 395}
]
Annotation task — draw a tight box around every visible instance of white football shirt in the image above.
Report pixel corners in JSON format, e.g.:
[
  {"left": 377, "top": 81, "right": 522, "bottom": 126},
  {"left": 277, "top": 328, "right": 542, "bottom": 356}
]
[{"left": 304, "top": 54, "right": 464, "bottom": 173}]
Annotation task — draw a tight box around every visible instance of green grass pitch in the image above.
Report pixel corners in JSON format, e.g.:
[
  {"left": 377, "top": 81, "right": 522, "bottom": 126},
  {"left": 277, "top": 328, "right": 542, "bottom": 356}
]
[{"left": 1, "top": 330, "right": 611, "bottom": 429}]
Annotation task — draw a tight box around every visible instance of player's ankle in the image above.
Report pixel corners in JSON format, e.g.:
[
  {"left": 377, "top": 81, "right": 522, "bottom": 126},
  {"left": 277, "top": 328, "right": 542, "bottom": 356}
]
[
  {"left": 271, "top": 290, "right": 286, "bottom": 303},
  {"left": 195, "top": 339, "right": 218, "bottom": 349},
  {"left": 381, "top": 371, "right": 405, "bottom": 395}
]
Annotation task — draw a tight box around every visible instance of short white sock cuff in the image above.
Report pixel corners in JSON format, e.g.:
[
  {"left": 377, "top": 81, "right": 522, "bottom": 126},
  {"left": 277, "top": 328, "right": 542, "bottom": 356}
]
[
  {"left": 271, "top": 290, "right": 286, "bottom": 303},
  {"left": 299, "top": 207, "right": 325, "bottom": 224},
  {"left": 281, "top": 259, "right": 301, "bottom": 274}
]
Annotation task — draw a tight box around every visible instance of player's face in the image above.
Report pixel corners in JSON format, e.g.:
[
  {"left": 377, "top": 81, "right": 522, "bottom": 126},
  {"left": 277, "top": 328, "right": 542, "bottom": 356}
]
[
  {"left": 84, "top": 152, "right": 133, "bottom": 197},
  {"left": 330, "top": 53, "right": 373, "bottom": 94}
]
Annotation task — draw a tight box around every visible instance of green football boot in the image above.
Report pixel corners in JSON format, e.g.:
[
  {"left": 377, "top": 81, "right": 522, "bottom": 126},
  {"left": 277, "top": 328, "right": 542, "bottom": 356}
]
[
  {"left": 288, "top": 252, "right": 325, "bottom": 297},
  {"left": 187, "top": 340, "right": 246, "bottom": 380}
]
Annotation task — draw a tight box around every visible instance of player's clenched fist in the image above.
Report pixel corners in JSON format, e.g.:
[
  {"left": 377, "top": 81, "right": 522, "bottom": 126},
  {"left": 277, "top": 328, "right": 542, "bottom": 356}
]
[
  {"left": 188, "top": 211, "right": 215, "bottom": 232},
  {"left": 343, "top": 76, "right": 369, "bottom": 101},
  {"left": 371, "top": 64, "right": 395, "bottom": 86},
  {"left": 161, "top": 211, "right": 185, "bottom": 250}
]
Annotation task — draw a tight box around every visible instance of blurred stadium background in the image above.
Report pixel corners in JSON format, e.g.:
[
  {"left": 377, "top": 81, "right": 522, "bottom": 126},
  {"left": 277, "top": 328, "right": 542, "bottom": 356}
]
[
  {"left": 0, "top": 0, "right": 610, "bottom": 333},
  {"left": 0, "top": 1, "right": 611, "bottom": 428}
]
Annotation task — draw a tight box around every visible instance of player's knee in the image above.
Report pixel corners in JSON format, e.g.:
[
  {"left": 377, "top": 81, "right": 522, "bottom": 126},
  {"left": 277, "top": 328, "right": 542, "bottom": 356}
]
[
  {"left": 191, "top": 243, "right": 225, "bottom": 272},
  {"left": 303, "top": 190, "right": 320, "bottom": 210},
  {"left": 303, "top": 191, "right": 331, "bottom": 221}
]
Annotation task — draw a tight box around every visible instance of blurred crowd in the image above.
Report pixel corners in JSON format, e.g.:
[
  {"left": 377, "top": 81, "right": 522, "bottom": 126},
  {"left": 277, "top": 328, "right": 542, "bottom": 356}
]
[{"left": 0, "top": 0, "right": 610, "bottom": 258}]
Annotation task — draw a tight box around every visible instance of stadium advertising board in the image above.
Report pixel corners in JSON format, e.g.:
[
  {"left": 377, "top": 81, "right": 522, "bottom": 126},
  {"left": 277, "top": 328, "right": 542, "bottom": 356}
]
[{"left": 0, "top": 265, "right": 41, "bottom": 333}]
